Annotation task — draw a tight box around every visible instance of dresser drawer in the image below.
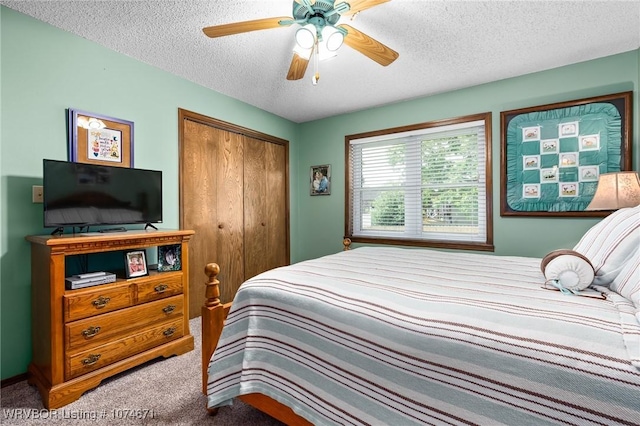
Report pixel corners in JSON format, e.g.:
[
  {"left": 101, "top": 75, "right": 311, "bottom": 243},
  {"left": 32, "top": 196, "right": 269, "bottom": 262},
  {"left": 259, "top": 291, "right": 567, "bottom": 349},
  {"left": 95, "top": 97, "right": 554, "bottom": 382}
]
[
  {"left": 65, "top": 295, "right": 184, "bottom": 351},
  {"left": 65, "top": 318, "right": 184, "bottom": 380},
  {"left": 136, "top": 273, "right": 183, "bottom": 304},
  {"left": 64, "top": 283, "right": 133, "bottom": 322}
]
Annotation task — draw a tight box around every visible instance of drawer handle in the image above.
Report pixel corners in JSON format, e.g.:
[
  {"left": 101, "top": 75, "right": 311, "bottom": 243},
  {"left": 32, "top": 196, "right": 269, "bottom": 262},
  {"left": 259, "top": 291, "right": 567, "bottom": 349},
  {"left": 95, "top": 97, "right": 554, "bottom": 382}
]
[
  {"left": 154, "top": 284, "right": 168, "bottom": 293},
  {"left": 82, "top": 326, "right": 101, "bottom": 338},
  {"left": 162, "top": 305, "right": 176, "bottom": 315},
  {"left": 92, "top": 296, "right": 111, "bottom": 309},
  {"left": 82, "top": 354, "right": 101, "bottom": 366},
  {"left": 163, "top": 327, "right": 176, "bottom": 337}
]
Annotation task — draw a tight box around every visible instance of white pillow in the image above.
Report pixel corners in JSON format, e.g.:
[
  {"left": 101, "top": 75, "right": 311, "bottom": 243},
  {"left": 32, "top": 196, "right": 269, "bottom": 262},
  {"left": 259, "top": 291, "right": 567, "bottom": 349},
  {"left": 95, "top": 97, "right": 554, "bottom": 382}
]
[
  {"left": 541, "top": 249, "right": 595, "bottom": 292},
  {"left": 609, "top": 248, "right": 640, "bottom": 308},
  {"left": 573, "top": 205, "right": 640, "bottom": 286}
]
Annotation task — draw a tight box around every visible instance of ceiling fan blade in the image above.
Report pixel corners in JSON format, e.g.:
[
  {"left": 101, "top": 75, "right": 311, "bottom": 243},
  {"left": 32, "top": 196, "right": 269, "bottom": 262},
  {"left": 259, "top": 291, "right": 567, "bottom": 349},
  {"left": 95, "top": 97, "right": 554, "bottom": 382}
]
[
  {"left": 286, "top": 51, "right": 311, "bottom": 80},
  {"left": 339, "top": 24, "right": 399, "bottom": 66},
  {"left": 340, "top": 0, "right": 390, "bottom": 16},
  {"left": 203, "top": 17, "right": 292, "bottom": 38}
]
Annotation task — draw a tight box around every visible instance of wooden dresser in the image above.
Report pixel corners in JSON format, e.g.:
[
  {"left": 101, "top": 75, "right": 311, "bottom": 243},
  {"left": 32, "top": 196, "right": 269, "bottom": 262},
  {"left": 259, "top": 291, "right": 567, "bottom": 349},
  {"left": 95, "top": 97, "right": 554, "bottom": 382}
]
[{"left": 26, "top": 229, "right": 195, "bottom": 409}]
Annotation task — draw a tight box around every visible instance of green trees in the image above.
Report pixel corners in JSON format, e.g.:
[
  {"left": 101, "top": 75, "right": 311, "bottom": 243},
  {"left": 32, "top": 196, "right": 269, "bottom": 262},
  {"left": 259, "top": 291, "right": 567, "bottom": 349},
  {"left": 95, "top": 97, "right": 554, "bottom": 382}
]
[
  {"left": 371, "top": 190, "right": 405, "bottom": 227},
  {"left": 368, "top": 133, "right": 479, "bottom": 229},
  {"left": 422, "top": 134, "right": 479, "bottom": 227}
]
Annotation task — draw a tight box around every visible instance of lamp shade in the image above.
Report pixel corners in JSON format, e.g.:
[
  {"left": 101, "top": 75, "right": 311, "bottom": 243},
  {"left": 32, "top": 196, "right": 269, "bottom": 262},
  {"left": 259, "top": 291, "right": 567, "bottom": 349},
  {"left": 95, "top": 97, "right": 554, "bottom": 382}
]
[
  {"left": 295, "top": 25, "right": 316, "bottom": 50},
  {"left": 322, "top": 25, "right": 344, "bottom": 52},
  {"left": 585, "top": 171, "right": 640, "bottom": 210}
]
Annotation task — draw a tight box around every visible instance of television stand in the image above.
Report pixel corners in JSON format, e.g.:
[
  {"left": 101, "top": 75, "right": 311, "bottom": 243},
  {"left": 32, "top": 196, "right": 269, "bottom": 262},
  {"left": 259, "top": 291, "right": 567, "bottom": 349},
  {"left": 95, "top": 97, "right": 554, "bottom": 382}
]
[
  {"left": 98, "top": 227, "right": 127, "bottom": 233},
  {"left": 145, "top": 223, "right": 158, "bottom": 231},
  {"left": 26, "top": 229, "right": 195, "bottom": 409}
]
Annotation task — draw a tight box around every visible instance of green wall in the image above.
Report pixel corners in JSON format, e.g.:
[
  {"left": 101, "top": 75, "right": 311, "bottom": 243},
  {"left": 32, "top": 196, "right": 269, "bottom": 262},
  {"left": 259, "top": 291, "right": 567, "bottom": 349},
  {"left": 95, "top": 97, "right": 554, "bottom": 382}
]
[
  {"left": 1, "top": 6, "right": 639, "bottom": 380},
  {"left": 0, "top": 7, "right": 300, "bottom": 380},
  {"left": 296, "top": 51, "right": 639, "bottom": 261}
]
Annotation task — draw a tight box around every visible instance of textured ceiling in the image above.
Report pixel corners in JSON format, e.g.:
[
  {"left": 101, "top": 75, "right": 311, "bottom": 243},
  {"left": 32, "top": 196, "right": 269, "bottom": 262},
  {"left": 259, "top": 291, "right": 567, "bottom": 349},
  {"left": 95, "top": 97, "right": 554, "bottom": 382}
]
[{"left": 2, "top": 0, "right": 639, "bottom": 123}]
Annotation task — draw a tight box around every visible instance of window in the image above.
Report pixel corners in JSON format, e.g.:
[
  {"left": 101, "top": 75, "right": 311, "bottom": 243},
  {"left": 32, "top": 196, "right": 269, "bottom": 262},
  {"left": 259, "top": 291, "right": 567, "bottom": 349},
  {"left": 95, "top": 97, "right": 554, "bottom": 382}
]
[{"left": 346, "top": 113, "right": 493, "bottom": 251}]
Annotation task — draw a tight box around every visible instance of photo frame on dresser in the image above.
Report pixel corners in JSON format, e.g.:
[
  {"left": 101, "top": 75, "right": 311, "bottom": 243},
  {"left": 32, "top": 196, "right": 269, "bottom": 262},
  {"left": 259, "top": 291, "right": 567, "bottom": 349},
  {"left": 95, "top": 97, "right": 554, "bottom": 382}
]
[
  {"left": 124, "top": 250, "right": 148, "bottom": 278},
  {"left": 500, "top": 91, "right": 632, "bottom": 217},
  {"left": 157, "top": 244, "right": 182, "bottom": 272}
]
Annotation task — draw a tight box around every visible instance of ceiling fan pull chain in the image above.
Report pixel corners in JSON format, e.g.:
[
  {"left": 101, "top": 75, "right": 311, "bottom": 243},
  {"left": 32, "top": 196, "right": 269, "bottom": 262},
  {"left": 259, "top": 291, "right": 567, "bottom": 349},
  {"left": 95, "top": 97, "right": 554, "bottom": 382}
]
[{"left": 312, "top": 42, "right": 320, "bottom": 85}]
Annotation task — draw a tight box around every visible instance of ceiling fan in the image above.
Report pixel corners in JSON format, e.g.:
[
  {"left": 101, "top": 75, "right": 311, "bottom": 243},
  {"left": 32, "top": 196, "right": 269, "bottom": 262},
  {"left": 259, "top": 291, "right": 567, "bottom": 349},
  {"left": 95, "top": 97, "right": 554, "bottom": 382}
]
[{"left": 202, "top": 0, "right": 399, "bottom": 83}]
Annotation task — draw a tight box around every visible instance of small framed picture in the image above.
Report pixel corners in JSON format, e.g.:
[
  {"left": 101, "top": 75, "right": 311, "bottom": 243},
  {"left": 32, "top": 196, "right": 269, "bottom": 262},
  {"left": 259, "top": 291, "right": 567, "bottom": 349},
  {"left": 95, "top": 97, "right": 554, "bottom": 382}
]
[
  {"left": 579, "top": 134, "right": 600, "bottom": 151},
  {"left": 158, "top": 244, "right": 182, "bottom": 272},
  {"left": 310, "top": 164, "right": 331, "bottom": 195},
  {"left": 540, "top": 167, "right": 559, "bottom": 183},
  {"left": 124, "top": 250, "right": 148, "bottom": 278},
  {"left": 558, "top": 121, "right": 579, "bottom": 138},
  {"left": 540, "top": 139, "right": 559, "bottom": 154},
  {"left": 559, "top": 182, "right": 579, "bottom": 197},
  {"left": 559, "top": 152, "right": 578, "bottom": 167},
  {"left": 523, "top": 155, "right": 540, "bottom": 170},
  {"left": 523, "top": 184, "right": 540, "bottom": 198},
  {"left": 522, "top": 126, "right": 540, "bottom": 141},
  {"left": 579, "top": 165, "right": 599, "bottom": 182}
]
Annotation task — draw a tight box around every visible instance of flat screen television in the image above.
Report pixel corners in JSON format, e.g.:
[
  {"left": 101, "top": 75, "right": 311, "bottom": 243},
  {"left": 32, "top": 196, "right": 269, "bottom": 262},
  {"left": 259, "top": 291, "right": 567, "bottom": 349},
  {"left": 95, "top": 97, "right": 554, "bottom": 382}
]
[{"left": 43, "top": 159, "right": 163, "bottom": 229}]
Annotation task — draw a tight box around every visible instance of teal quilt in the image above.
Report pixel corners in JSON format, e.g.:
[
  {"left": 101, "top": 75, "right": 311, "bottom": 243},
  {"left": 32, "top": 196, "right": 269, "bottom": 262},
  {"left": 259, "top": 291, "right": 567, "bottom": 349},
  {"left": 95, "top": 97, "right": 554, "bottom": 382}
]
[{"left": 505, "top": 102, "right": 622, "bottom": 212}]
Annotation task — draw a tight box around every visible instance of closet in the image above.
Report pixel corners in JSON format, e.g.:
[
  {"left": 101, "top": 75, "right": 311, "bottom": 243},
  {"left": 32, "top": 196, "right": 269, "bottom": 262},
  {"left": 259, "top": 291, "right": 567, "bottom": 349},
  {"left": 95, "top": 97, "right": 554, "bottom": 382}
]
[{"left": 178, "top": 109, "right": 289, "bottom": 318}]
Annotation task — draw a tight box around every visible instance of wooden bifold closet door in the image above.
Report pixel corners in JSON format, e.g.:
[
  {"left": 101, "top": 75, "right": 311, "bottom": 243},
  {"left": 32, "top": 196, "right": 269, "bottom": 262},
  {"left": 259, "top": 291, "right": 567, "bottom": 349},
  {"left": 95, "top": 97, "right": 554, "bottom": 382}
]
[{"left": 179, "top": 109, "right": 289, "bottom": 318}]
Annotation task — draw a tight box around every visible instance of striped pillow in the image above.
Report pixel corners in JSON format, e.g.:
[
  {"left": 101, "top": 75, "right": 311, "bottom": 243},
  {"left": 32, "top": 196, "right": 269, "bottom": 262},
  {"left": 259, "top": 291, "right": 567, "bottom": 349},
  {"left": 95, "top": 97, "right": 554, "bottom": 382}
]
[
  {"left": 573, "top": 205, "right": 640, "bottom": 286},
  {"left": 609, "top": 248, "right": 640, "bottom": 308}
]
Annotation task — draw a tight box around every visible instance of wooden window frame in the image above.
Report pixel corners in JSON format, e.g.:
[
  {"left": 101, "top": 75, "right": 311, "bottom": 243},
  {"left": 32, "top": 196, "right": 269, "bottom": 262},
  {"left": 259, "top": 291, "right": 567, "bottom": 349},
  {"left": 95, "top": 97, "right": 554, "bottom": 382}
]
[{"left": 345, "top": 112, "right": 494, "bottom": 252}]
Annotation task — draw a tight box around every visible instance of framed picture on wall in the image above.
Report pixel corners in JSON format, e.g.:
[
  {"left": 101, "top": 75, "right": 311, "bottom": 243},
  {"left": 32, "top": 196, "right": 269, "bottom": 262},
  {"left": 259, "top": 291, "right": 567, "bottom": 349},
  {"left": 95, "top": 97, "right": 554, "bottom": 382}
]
[
  {"left": 310, "top": 164, "right": 331, "bottom": 196},
  {"left": 68, "top": 108, "right": 134, "bottom": 168},
  {"left": 500, "top": 91, "right": 632, "bottom": 217}
]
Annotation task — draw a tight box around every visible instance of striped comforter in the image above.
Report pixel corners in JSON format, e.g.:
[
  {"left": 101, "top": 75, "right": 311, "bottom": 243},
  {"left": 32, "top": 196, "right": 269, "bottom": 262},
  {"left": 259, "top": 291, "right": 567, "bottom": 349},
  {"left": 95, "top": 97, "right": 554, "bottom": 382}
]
[{"left": 207, "top": 247, "right": 640, "bottom": 426}]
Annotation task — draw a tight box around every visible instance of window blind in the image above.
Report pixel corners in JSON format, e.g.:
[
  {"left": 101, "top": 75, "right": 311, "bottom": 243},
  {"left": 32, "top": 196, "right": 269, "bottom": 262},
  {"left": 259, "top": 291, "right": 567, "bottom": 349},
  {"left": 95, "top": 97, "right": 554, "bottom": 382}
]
[{"left": 348, "top": 117, "right": 490, "bottom": 246}]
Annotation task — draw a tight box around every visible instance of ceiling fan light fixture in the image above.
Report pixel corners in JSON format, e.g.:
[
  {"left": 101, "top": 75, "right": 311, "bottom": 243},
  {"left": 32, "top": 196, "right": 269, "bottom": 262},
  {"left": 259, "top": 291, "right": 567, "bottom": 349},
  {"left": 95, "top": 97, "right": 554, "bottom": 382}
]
[
  {"left": 201, "top": 0, "right": 398, "bottom": 82},
  {"left": 295, "top": 24, "right": 316, "bottom": 50},
  {"left": 322, "top": 26, "right": 344, "bottom": 52}
]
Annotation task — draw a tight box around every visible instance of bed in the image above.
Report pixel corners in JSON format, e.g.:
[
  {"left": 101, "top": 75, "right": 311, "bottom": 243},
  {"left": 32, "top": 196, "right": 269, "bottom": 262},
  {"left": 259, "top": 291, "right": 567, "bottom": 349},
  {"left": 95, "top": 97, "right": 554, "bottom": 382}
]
[{"left": 201, "top": 205, "right": 640, "bottom": 426}]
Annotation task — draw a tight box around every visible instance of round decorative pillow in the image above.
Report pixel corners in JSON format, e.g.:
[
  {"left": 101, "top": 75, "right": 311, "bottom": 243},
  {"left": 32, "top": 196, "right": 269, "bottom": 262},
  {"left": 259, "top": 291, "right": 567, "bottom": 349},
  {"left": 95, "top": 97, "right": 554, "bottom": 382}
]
[{"left": 541, "top": 249, "right": 595, "bottom": 292}]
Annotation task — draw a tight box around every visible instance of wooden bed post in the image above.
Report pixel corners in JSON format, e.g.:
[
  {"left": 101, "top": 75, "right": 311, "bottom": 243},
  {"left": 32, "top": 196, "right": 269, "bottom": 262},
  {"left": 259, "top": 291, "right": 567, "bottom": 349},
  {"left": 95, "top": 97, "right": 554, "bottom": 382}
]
[
  {"left": 343, "top": 238, "right": 352, "bottom": 251},
  {"left": 201, "top": 263, "right": 231, "bottom": 396},
  {"left": 200, "top": 259, "right": 326, "bottom": 425}
]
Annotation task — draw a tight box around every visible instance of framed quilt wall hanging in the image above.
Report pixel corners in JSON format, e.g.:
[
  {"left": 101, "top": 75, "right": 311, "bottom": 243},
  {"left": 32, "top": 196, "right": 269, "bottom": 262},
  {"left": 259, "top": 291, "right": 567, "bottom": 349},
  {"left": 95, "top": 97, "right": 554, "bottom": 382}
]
[{"left": 500, "top": 91, "right": 632, "bottom": 217}]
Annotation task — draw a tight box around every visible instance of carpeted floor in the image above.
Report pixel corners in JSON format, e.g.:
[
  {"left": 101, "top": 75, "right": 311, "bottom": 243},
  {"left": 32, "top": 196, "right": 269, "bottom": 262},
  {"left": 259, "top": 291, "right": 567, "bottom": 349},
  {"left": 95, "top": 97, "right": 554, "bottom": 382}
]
[{"left": 0, "top": 318, "right": 284, "bottom": 425}]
